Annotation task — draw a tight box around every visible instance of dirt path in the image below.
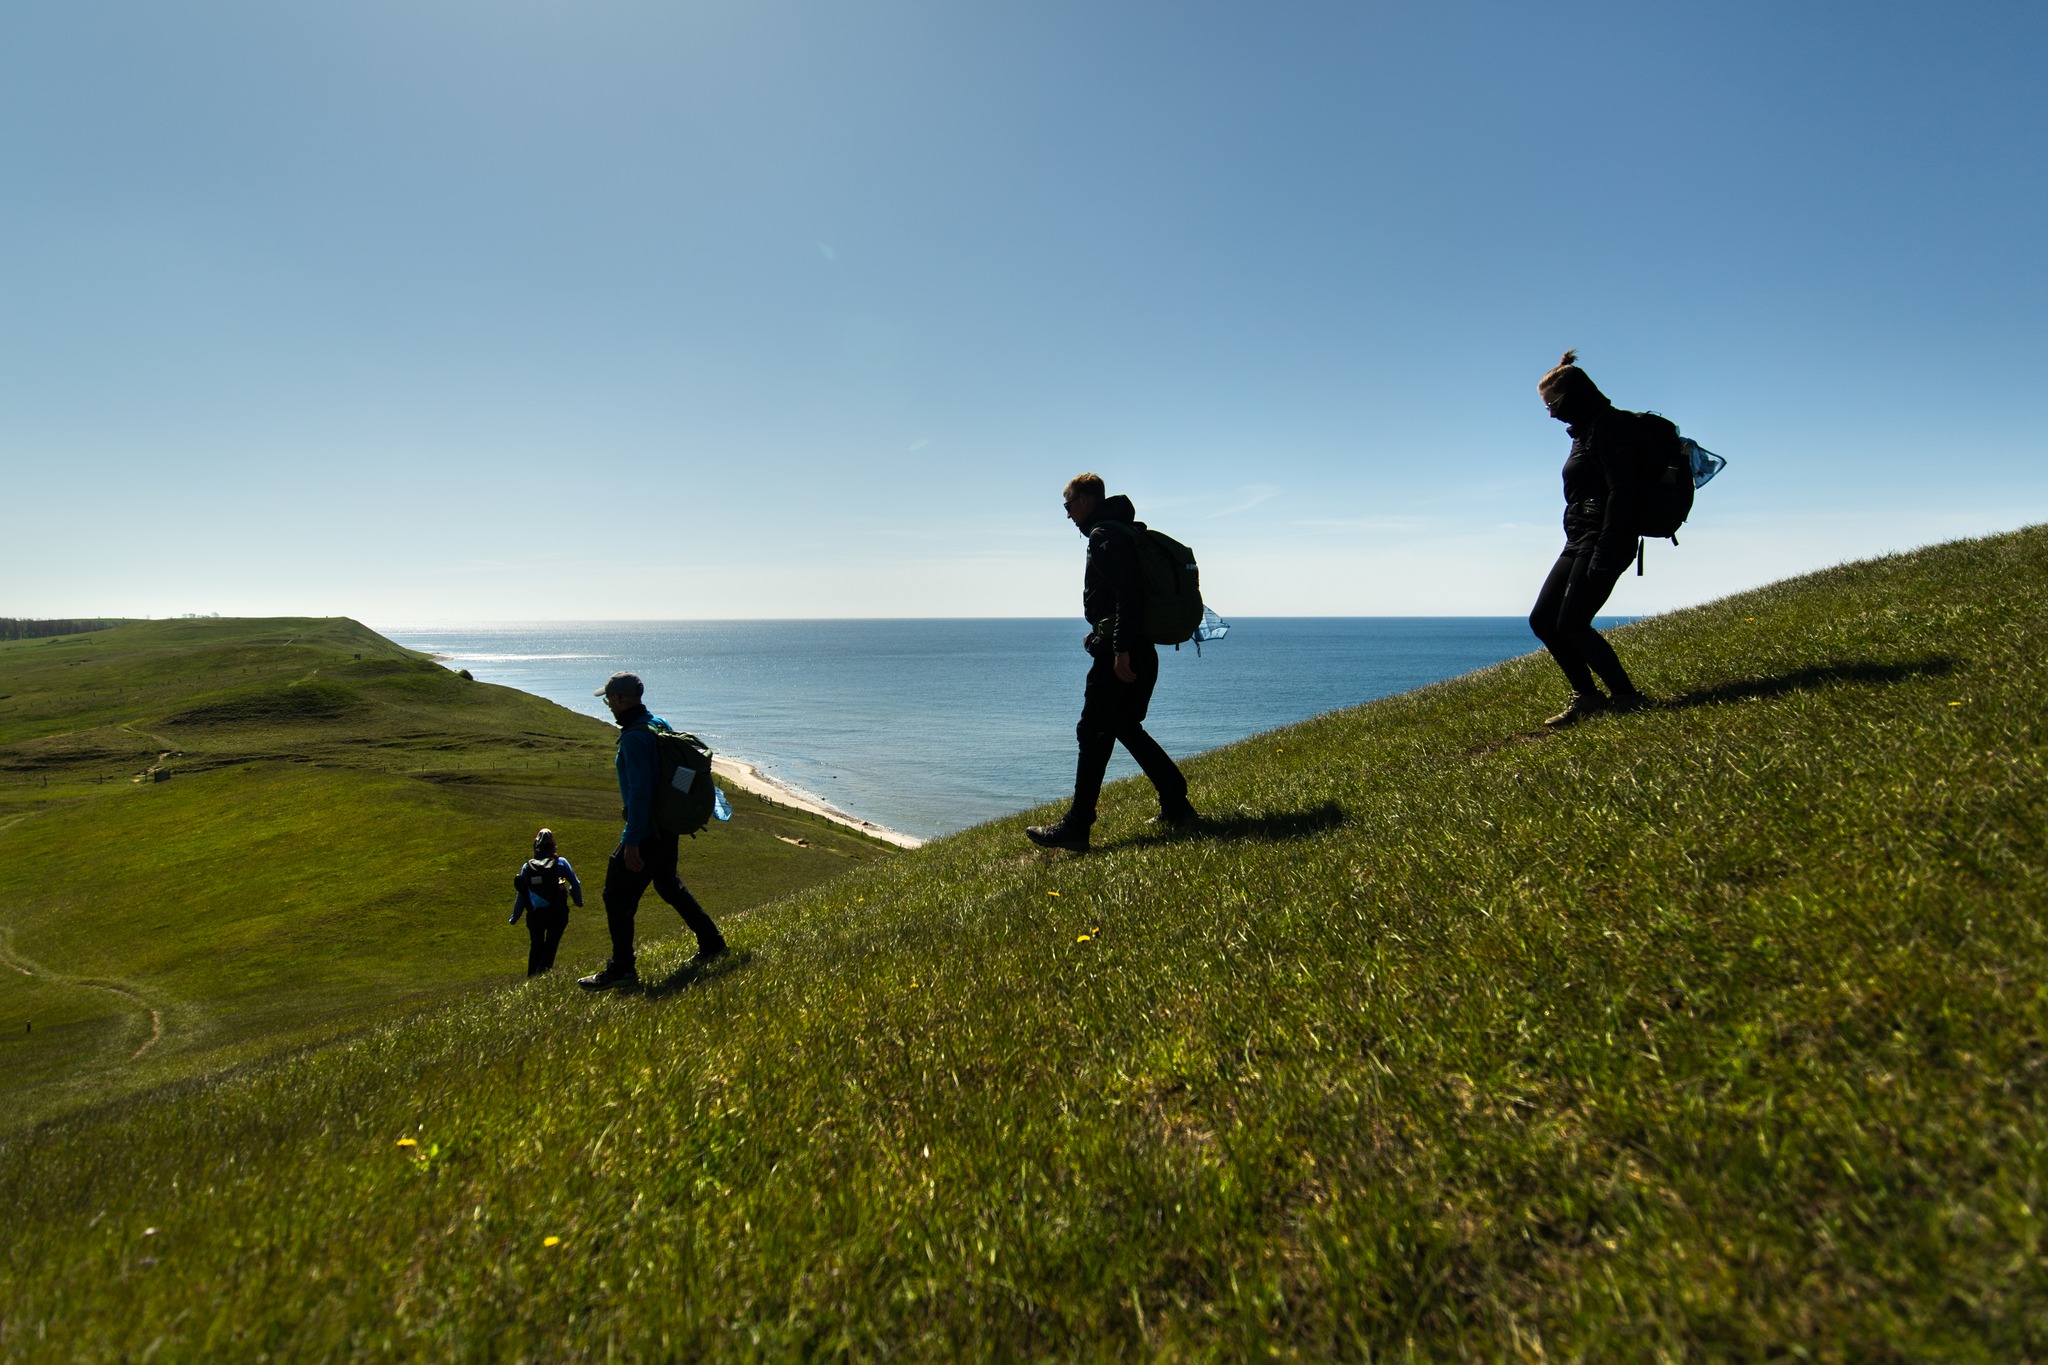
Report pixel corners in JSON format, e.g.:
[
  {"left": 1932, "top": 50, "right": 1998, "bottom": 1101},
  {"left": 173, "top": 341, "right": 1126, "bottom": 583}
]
[{"left": 0, "top": 940, "right": 165, "bottom": 1061}]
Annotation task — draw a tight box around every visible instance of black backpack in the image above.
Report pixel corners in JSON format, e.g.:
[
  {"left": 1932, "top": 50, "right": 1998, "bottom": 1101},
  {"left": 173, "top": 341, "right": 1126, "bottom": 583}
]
[
  {"left": 517, "top": 857, "right": 569, "bottom": 913},
  {"left": 624, "top": 720, "right": 718, "bottom": 837},
  {"left": 1613, "top": 410, "right": 1694, "bottom": 540},
  {"left": 1099, "top": 521, "right": 1205, "bottom": 647}
]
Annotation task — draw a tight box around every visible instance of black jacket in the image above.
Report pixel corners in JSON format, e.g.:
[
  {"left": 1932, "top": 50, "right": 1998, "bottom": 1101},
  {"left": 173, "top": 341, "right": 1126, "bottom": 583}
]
[
  {"left": 1560, "top": 403, "right": 1647, "bottom": 563},
  {"left": 1078, "top": 494, "right": 1146, "bottom": 655}
]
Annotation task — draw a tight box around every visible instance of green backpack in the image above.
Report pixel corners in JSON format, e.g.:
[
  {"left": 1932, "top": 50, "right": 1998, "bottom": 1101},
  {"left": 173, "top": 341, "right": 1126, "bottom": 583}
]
[
  {"left": 1102, "top": 521, "right": 1205, "bottom": 647},
  {"left": 626, "top": 720, "right": 717, "bottom": 837}
]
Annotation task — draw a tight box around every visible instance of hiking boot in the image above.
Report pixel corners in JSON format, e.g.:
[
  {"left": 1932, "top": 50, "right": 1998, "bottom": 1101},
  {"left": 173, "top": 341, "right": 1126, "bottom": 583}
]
[
  {"left": 1025, "top": 820, "right": 1091, "bottom": 853},
  {"left": 1543, "top": 691, "right": 1609, "bottom": 728},
  {"left": 577, "top": 961, "right": 639, "bottom": 991},
  {"left": 690, "top": 938, "right": 729, "bottom": 967},
  {"left": 1149, "top": 802, "right": 1201, "bottom": 830},
  {"left": 1609, "top": 689, "right": 1652, "bottom": 713}
]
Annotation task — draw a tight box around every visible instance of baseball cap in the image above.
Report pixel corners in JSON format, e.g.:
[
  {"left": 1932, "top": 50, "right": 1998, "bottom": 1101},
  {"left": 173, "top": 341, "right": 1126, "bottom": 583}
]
[{"left": 594, "top": 671, "right": 644, "bottom": 699}]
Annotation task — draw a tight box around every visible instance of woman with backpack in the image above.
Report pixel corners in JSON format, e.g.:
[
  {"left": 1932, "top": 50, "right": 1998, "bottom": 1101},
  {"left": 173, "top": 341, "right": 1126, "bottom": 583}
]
[
  {"left": 1528, "top": 349, "right": 1653, "bottom": 727},
  {"left": 510, "top": 827, "right": 583, "bottom": 976}
]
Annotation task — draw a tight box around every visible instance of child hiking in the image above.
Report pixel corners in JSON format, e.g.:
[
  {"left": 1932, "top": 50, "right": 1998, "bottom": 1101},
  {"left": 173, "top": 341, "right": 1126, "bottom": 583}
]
[{"left": 510, "top": 828, "right": 583, "bottom": 977}]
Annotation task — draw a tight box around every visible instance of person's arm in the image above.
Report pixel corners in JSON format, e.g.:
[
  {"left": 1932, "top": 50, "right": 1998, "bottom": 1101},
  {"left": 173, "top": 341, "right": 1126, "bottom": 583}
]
[
  {"left": 509, "top": 870, "right": 526, "bottom": 923},
  {"left": 561, "top": 858, "right": 584, "bottom": 907},
  {"left": 619, "top": 729, "right": 658, "bottom": 848},
  {"left": 1594, "top": 419, "right": 1641, "bottom": 570},
  {"left": 1100, "top": 527, "right": 1146, "bottom": 680}
]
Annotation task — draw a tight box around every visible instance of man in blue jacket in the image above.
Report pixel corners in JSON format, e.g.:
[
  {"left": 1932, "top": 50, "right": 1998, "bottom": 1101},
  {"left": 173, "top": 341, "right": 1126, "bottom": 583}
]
[{"left": 578, "top": 671, "right": 727, "bottom": 991}]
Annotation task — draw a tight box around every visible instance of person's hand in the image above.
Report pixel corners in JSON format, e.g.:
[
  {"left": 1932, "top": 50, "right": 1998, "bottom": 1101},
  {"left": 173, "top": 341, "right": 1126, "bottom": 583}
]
[
  {"left": 622, "top": 844, "right": 645, "bottom": 872},
  {"left": 1114, "top": 652, "right": 1137, "bottom": 684}
]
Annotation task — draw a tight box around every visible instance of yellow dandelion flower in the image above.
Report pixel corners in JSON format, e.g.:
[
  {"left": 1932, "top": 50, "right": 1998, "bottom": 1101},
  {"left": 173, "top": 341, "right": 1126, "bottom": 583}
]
[
  {"left": 543, "top": 1236, "right": 562, "bottom": 1248},
  {"left": 1948, "top": 701, "right": 1962, "bottom": 707},
  {"left": 1047, "top": 890, "right": 1060, "bottom": 897},
  {"left": 395, "top": 1138, "right": 418, "bottom": 1148},
  {"left": 1076, "top": 934, "right": 1091, "bottom": 943}
]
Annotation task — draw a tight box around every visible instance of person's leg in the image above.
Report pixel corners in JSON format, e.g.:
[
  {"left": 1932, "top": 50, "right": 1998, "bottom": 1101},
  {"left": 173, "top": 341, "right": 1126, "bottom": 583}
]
[
  {"left": 1108, "top": 646, "right": 1192, "bottom": 814},
  {"left": 645, "top": 832, "right": 725, "bottom": 953},
  {"left": 525, "top": 912, "right": 549, "bottom": 976},
  {"left": 1067, "top": 651, "right": 1121, "bottom": 827},
  {"left": 1558, "top": 548, "right": 1639, "bottom": 698},
  {"left": 533, "top": 906, "right": 567, "bottom": 974},
  {"left": 1030, "top": 651, "right": 1113, "bottom": 849},
  {"left": 1529, "top": 548, "right": 1599, "bottom": 696},
  {"left": 600, "top": 844, "right": 654, "bottom": 974}
]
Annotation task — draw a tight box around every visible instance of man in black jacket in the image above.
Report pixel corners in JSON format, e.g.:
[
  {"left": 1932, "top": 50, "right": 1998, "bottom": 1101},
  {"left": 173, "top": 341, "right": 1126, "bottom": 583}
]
[{"left": 1026, "top": 473, "right": 1198, "bottom": 854}]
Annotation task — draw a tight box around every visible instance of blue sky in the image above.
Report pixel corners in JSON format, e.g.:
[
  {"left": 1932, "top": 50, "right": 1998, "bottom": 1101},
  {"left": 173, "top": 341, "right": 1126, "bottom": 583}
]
[{"left": 5, "top": 2, "right": 2043, "bottom": 621}]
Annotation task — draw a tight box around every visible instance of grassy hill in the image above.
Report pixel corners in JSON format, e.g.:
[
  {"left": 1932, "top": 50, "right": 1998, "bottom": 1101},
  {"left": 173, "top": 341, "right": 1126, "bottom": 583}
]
[
  {"left": 6, "top": 530, "right": 2047, "bottom": 1359},
  {"left": 0, "top": 618, "right": 895, "bottom": 1131}
]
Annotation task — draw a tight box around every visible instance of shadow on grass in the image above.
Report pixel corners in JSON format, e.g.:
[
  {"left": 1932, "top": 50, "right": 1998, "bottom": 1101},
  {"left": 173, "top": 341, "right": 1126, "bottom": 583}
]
[
  {"left": 640, "top": 948, "right": 751, "bottom": 999},
  {"left": 1662, "top": 656, "right": 1957, "bottom": 711},
  {"left": 1101, "top": 801, "right": 1348, "bottom": 852}
]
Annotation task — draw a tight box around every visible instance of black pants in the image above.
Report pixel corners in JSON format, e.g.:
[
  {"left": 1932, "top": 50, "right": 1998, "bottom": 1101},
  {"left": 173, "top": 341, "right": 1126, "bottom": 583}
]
[
  {"left": 525, "top": 904, "right": 568, "bottom": 976},
  {"left": 1529, "top": 541, "right": 1636, "bottom": 697},
  {"left": 1069, "top": 643, "right": 1190, "bottom": 825},
  {"left": 602, "top": 832, "right": 722, "bottom": 971}
]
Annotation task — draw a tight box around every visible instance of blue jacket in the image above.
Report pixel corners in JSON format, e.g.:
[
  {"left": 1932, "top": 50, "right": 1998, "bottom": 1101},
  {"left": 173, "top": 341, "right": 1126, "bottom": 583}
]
[
  {"left": 510, "top": 856, "right": 582, "bottom": 918},
  {"left": 613, "top": 704, "right": 671, "bottom": 845}
]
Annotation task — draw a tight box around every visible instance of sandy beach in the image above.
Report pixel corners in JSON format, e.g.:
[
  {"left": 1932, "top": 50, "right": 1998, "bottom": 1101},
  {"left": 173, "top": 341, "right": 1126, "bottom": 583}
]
[{"left": 711, "top": 756, "right": 925, "bottom": 849}]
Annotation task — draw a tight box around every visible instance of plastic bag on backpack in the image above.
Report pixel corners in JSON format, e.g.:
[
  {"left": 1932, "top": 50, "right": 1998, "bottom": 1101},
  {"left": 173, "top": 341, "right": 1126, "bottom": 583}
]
[{"left": 1682, "top": 438, "right": 1727, "bottom": 489}]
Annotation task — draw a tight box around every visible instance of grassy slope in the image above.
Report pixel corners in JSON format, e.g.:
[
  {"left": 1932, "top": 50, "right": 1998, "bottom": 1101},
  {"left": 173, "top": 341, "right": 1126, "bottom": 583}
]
[
  {"left": 0, "top": 618, "right": 894, "bottom": 1130},
  {"left": 5, "top": 531, "right": 2047, "bottom": 1359}
]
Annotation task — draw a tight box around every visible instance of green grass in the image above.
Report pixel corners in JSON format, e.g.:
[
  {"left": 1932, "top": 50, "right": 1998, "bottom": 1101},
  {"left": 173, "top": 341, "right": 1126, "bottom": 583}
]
[
  {"left": 7, "top": 530, "right": 2048, "bottom": 1359},
  {"left": 0, "top": 618, "right": 895, "bottom": 1131}
]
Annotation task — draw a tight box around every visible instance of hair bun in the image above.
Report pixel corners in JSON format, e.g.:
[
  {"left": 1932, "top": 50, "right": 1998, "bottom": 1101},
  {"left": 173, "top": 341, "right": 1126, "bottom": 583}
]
[{"left": 1557, "top": 349, "right": 1578, "bottom": 368}]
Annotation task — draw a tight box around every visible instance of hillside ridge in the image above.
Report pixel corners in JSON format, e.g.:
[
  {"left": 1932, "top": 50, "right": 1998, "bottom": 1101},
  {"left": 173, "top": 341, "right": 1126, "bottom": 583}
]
[
  {"left": 6, "top": 531, "right": 2047, "bottom": 1359},
  {"left": 0, "top": 616, "right": 895, "bottom": 1132}
]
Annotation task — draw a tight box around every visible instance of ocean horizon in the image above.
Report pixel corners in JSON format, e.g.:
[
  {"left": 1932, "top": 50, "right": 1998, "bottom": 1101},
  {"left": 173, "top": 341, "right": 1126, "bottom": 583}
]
[{"left": 379, "top": 618, "right": 1617, "bottom": 841}]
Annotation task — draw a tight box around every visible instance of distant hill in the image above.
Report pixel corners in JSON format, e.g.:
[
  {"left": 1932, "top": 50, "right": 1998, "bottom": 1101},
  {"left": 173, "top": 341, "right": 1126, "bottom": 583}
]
[
  {"left": 0, "top": 617, "right": 122, "bottom": 641},
  {"left": 0, "top": 617, "right": 895, "bottom": 1130},
  {"left": 5, "top": 531, "right": 2046, "bottom": 1358}
]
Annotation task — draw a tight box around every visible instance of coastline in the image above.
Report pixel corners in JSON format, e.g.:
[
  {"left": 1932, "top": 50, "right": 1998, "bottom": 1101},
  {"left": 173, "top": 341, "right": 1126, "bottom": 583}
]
[
  {"left": 710, "top": 756, "right": 926, "bottom": 850},
  {"left": 406, "top": 647, "right": 926, "bottom": 848}
]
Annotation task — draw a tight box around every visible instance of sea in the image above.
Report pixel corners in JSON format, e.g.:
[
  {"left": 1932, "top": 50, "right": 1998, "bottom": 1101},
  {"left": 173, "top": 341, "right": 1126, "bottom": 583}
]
[{"left": 379, "top": 619, "right": 1591, "bottom": 842}]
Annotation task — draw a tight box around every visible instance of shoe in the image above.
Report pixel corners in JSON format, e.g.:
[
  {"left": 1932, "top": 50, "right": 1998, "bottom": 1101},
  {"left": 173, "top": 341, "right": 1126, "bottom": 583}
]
[
  {"left": 1149, "top": 803, "right": 1201, "bottom": 830},
  {"left": 578, "top": 961, "right": 639, "bottom": 991},
  {"left": 690, "top": 938, "right": 729, "bottom": 966},
  {"left": 1609, "top": 689, "right": 1652, "bottom": 713},
  {"left": 1543, "top": 692, "right": 1609, "bottom": 728},
  {"left": 1025, "top": 821, "right": 1091, "bottom": 853}
]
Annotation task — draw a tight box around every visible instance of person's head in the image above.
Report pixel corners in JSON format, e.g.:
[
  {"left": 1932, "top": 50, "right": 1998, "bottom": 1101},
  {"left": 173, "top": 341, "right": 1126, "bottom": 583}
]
[
  {"left": 1537, "top": 349, "right": 1610, "bottom": 424},
  {"left": 533, "top": 828, "right": 557, "bottom": 858},
  {"left": 594, "top": 671, "right": 644, "bottom": 717},
  {"left": 1062, "top": 472, "right": 1105, "bottom": 528}
]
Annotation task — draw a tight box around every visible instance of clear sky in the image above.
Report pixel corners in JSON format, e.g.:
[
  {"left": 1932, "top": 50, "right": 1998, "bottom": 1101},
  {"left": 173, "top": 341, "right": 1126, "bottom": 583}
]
[{"left": 5, "top": 2, "right": 2043, "bottom": 622}]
